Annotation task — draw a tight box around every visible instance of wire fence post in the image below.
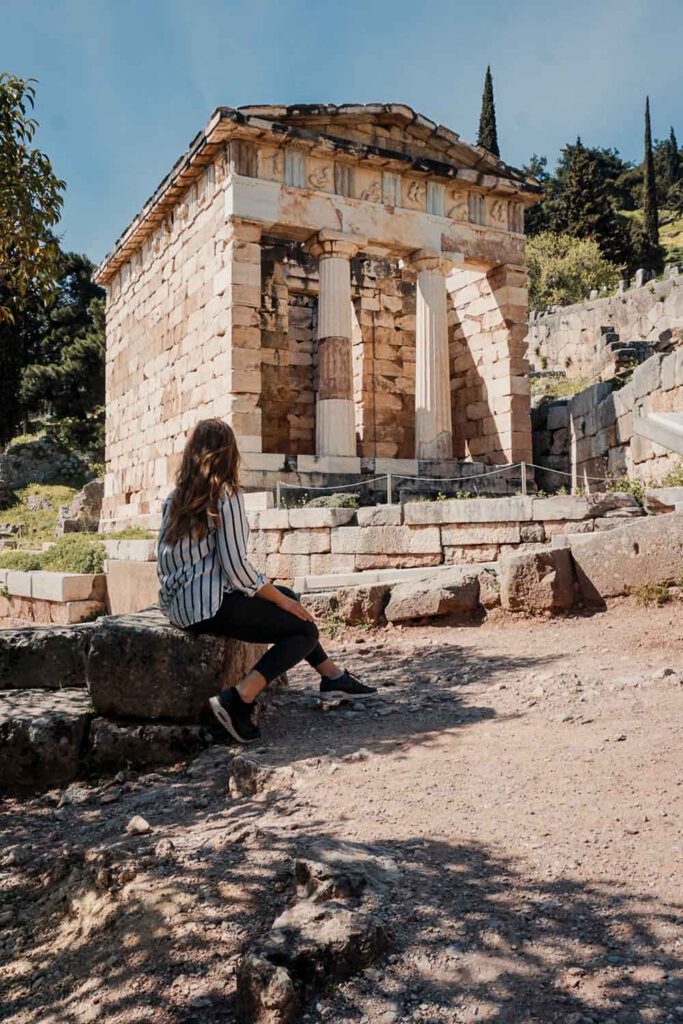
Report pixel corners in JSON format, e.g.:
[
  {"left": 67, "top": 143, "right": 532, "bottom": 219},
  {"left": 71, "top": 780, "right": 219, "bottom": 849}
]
[
  {"left": 386, "top": 473, "right": 393, "bottom": 505},
  {"left": 275, "top": 481, "right": 281, "bottom": 509},
  {"left": 520, "top": 461, "right": 528, "bottom": 496}
]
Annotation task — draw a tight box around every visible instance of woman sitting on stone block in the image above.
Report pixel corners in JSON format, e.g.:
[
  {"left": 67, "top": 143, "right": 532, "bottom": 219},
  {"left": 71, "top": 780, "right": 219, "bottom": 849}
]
[{"left": 157, "top": 418, "right": 375, "bottom": 743}]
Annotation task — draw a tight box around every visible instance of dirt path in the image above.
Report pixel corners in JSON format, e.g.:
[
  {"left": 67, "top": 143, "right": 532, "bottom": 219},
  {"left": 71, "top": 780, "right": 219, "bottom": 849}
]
[{"left": 2, "top": 600, "right": 683, "bottom": 1023}]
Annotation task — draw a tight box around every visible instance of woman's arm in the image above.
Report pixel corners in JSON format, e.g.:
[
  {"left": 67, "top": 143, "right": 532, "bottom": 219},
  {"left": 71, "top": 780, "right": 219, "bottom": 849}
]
[{"left": 215, "top": 491, "right": 313, "bottom": 620}]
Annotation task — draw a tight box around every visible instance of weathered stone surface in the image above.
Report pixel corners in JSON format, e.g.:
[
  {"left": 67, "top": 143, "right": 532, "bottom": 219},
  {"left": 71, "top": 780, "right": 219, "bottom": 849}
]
[
  {"left": 288, "top": 508, "right": 356, "bottom": 529},
  {"left": 0, "top": 689, "right": 91, "bottom": 793},
  {"left": 331, "top": 525, "right": 441, "bottom": 554},
  {"left": 88, "top": 718, "right": 214, "bottom": 769},
  {"left": 478, "top": 566, "right": 501, "bottom": 609},
  {"left": 301, "top": 584, "right": 390, "bottom": 625},
  {"left": 570, "top": 512, "right": 683, "bottom": 603},
  {"left": 644, "top": 487, "right": 683, "bottom": 513},
  {"left": 520, "top": 522, "right": 546, "bottom": 543},
  {"left": 280, "top": 528, "right": 331, "bottom": 555},
  {"left": 385, "top": 567, "right": 479, "bottom": 622},
  {"left": 86, "top": 609, "right": 266, "bottom": 721},
  {"left": 0, "top": 624, "right": 93, "bottom": 691},
  {"left": 441, "top": 522, "right": 521, "bottom": 545},
  {"left": 354, "top": 552, "right": 442, "bottom": 570},
  {"left": 532, "top": 495, "right": 590, "bottom": 521},
  {"left": 404, "top": 496, "right": 533, "bottom": 526},
  {"left": 356, "top": 505, "right": 403, "bottom": 527},
  {"left": 499, "top": 549, "right": 576, "bottom": 613}
]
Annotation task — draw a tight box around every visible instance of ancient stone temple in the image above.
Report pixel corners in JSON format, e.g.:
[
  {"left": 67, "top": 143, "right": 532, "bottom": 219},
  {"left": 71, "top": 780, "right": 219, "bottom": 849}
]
[{"left": 94, "top": 104, "right": 541, "bottom": 528}]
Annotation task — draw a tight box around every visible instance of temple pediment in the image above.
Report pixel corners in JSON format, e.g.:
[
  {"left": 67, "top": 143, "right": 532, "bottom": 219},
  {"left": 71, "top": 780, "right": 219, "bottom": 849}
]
[{"left": 236, "top": 103, "right": 527, "bottom": 183}]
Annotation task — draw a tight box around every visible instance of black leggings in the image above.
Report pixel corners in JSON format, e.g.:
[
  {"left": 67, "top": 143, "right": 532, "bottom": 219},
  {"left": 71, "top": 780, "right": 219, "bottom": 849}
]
[{"left": 189, "top": 586, "right": 328, "bottom": 684}]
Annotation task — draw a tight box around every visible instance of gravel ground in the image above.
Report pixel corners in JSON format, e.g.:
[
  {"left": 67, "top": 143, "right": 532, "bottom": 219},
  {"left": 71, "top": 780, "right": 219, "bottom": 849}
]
[{"left": 1, "top": 598, "right": 682, "bottom": 1024}]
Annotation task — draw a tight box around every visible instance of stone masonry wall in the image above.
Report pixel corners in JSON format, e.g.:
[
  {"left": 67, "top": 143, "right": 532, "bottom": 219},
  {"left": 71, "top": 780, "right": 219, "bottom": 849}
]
[
  {"left": 528, "top": 270, "right": 683, "bottom": 378},
  {"left": 532, "top": 347, "right": 683, "bottom": 488},
  {"left": 245, "top": 494, "right": 642, "bottom": 581},
  {"left": 103, "top": 154, "right": 231, "bottom": 525},
  {"left": 448, "top": 264, "right": 532, "bottom": 464}
]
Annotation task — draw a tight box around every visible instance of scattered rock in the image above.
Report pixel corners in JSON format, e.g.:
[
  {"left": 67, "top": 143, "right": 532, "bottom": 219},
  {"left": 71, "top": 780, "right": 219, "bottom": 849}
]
[
  {"left": 499, "top": 549, "right": 576, "bottom": 613},
  {"left": 125, "top": 815, "right": 151, "bottom": 835},
  {"left": 385, "top": 568, "right": 479, "bottom": 623},
  {"left": 86, "top": 609, "right": 268, "bottom": 721}
]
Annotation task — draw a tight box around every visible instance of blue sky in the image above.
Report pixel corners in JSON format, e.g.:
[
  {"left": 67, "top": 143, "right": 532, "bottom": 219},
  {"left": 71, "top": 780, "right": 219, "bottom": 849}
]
[{"left": 4, "top": 0, "right": 682, "bottom": 264}]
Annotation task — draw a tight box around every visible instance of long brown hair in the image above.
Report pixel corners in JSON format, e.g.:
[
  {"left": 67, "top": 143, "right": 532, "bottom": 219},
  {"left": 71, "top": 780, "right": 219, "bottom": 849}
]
[{"left": 164, "top": 419, "right": 241, "bottom": 544}]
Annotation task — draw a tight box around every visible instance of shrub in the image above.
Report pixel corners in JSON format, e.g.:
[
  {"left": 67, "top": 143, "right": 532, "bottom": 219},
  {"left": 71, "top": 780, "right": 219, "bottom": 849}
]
[
  {"left": 305, "top": 493, "right": 359, "bottom": 509},
  {"left": 661, "top": 461, "right": 683, "bottom": 487},
  {"left": 631, "top": 582, "right": 670, "bottom": 607},
  {"left": 606, "top": 476, "right": 645, "bottom": 506},
  {"left": 527, "top": 232, "right": 622, "bottom": 310},
  {"left": 104, "top": 526, "right": 155, "bottom": 540},
  {"left": 38, "top": 536, "right": 105, "bottom": 574},
  {"left": 0, "top": 551, "right": 42, "bottom": 571}
]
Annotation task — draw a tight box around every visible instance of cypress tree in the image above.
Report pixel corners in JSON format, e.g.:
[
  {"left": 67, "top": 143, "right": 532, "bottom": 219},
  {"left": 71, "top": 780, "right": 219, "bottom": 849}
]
[
  {"left": 477, "top": 66, "right": 500, "bottom": 158},
  {"left": 642, "top": 97, "right": 660, "bottom": 253},
  {"left": 666, "top": 126, "right": 680, "bottom": 186}
]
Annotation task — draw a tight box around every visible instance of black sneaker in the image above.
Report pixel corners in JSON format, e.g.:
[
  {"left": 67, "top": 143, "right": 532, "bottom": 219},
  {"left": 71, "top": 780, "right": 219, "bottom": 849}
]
[
  {"left": 209, "top": 687, "right": 260, "bottom": 743},
  {"left": 319, "top": 670, "right": 377, "bottom": 702}
]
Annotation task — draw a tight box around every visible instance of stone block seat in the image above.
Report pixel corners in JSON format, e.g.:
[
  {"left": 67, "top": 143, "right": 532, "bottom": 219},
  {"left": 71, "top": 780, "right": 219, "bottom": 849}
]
[{"left": 0, "top": 608, "right": 270, "bottom": 793}]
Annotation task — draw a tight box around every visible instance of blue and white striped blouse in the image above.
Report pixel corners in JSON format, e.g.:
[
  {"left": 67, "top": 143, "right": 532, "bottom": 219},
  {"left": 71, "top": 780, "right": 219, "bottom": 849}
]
[{"left": 157, "top": 488, "right": 267, "bottom": 628}]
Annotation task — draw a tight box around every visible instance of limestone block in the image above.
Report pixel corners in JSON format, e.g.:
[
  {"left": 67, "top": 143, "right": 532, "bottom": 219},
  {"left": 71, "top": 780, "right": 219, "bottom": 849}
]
[
  {"left": 542, "top": 520, "right": 594, "bottom": 537},
  {"left": 310, "top": 554, "right": 357, "bottom": 575},
  {"left": 88, "top": 718, "right": 213, "bottom": 770},
  {"left": 258, "top": 509, "right": 291, "bottom": 530},
  {"left": 6, "top": 571, "right": 32, "bottom": 598},
  {"left": 266, "top": 553, "right": 312, "bottom": 580},
  {"left": 356, "top": 505, "right": 403, "bottom": 527},
  {"left": 86, "top": 608, "right": 266, "bottom": 721},
  {"left": 403, "top": 502, "right": 445, "bottom": 525},
  {"left": 331, "top": 525, "right": 441, "bottom": 555},
  {"left": 570, "top": 512, "right": 683, "bottom": 602},
  {"left": 632, "top": 355, "right": 662, "bottom": 399},
  {"left": 499, "top": 549, "right": 576, "bottom": 613},
  {"left": 50, "top": 600, "right": 105, "bottom": 625},
  {"left": 441, "top": 523, "right": 522, "bottom": 545},
  {"left": 384, "top": 567, "right": 480, "bottom": 623},
  {"left": 247, "top": 530, "right": 283, "bottom": 555},
  {"left": 0, "top": 624, "right": 93, "bottom": 690},
  {"left": 355, "top": 553, "right": 442, "bottom": 570},
  {"left": 520, "top": 522, "right": 546, "bottom": 543},
  {"left": 546, "top": 403, "right": 569, "bottom": 430},
  {"left": 532, "top": 495, "right": 590, "bottom": 520},
  {"left": 440, "top": 497, "right": 533, "bottom": 524},
  {"left": 0, "top": 689, "right": 92, "bottom": 794},
  {"left": 644, "top": 486, "right": 683, "bottom": 513},
  {"left": 280, "top": 529, "right": 331, "bottom": 555},
  {"left": 25, "top": 572, "right": 105, "bottom": 603},
  {"left": 444, "top": 544, "right": 499, "bottom": 564},
  {"left": 288, "top": 508, "right": 356, "bottom": 528}
]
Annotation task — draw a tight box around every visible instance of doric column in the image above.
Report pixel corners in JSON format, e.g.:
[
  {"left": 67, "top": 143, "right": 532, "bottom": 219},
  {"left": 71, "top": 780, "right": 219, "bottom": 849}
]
[
  {"left": 306, "top": 230, "right": 366, "bottom": 457},
  {"left": 407, "top": 249, "right": 459, "bottom": 461}
]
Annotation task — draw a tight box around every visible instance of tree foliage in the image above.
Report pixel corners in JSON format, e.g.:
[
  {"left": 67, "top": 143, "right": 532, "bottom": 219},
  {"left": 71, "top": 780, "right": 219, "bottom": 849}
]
[
  {"left": 527, "top": 232, "right": 622, "bottom": 310},
  {"left": 0, "top": 74, "right": 64, "bottom": 320},
  {"left": 477, "top": 66, "right": 500, "bottom": 158},
  {"left": 641, "top": 97, "right": 663, "bottom": 274}
]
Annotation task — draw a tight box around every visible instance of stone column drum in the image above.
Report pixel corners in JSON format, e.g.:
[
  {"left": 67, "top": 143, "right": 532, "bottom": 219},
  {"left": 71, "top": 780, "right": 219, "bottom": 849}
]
[
  {"left": 408, "top": 249, "right": 462, "bottom": 461},
  {"left": 307, "top": 230, "right": 367, "bottom": 457}
]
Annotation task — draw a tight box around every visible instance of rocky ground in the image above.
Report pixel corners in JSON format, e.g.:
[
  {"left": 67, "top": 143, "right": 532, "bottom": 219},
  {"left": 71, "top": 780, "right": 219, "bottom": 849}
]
[{"left": 1, "top": 599, "right": 682, "bottom": 1024}]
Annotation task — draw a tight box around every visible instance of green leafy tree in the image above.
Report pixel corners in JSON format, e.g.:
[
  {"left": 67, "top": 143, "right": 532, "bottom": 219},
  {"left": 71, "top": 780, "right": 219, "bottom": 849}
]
[
  {"left": 554, "top": 138, "right": 634, "bottom": 268},
  {"left": 641, "top": 97, "right": 663, "bottom": 273},
  {"left": 21, "top": 253, "right": 105, "bottom": 462},
  {"left": 527, "top": 232, "right": 622, "bottom": 310},
  {"left": 476, "top": 66, "right": 500, "bottom": 158},
  {"left": 0, "top": 73, "right": 65, "bottom": 442},
  {"left": 666, "top": 127, "right": 680, "bottom": 187}
]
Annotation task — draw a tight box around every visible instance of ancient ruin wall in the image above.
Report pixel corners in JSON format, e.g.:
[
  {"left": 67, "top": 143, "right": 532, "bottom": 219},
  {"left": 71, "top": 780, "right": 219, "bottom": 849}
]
[
  {"left": 102, "top": 156, "right": 230, "bottom": 525},
  {"left": 528, "top": 271, "right": 683, "bottom": 378}
]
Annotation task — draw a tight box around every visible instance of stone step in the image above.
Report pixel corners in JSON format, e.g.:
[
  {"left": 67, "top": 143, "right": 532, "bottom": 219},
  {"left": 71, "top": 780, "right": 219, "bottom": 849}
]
[
  {"left": 0, "top": 688, "right": 91, "bottom": 794},
  {"left": 0, "top": 624, "right": 94, "bottom": 691}
]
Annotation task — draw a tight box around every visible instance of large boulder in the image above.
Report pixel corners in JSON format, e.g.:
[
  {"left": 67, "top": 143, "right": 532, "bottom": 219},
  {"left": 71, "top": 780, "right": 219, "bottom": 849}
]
[
  {"left": 88, "top": 718, "right": 214, "bottom": 769},
  {"left": 384, "top": 567, "right": 480, "bottom": 623},
  {"left": 499, "top": 549, "right": 576, "bottom": 613},
  {"left": 86, "top": 608, "right": 267, "bottom": 721},
  {"left": 569, "top": 512, "right": 683, "bottom": 603},
  {"left": 0, "top": 624, "right": 93, "bottom": 690},
  {"left": 301, "top": 584, "right": 390, "bottom": 626},
  {"left": 0, "top": 689, "right": 91, "bottom": 793}
]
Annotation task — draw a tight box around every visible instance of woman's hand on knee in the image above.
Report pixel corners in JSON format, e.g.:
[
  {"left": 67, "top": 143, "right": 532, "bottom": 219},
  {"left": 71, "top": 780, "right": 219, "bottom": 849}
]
[{"left": 277, "top": 594, "right": 315, "bottom": 623}]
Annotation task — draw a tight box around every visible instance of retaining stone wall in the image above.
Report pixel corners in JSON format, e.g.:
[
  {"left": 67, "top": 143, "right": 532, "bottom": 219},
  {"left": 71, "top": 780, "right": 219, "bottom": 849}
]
[
  {"left": 245, "top": 495, "right": 643, "bottom": 580},
  {"left": 528, "top": 270, "right": 682, "bottom": 378},
  {"left": 532, "top": 347, "right": 683, "bottom": 488}
]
